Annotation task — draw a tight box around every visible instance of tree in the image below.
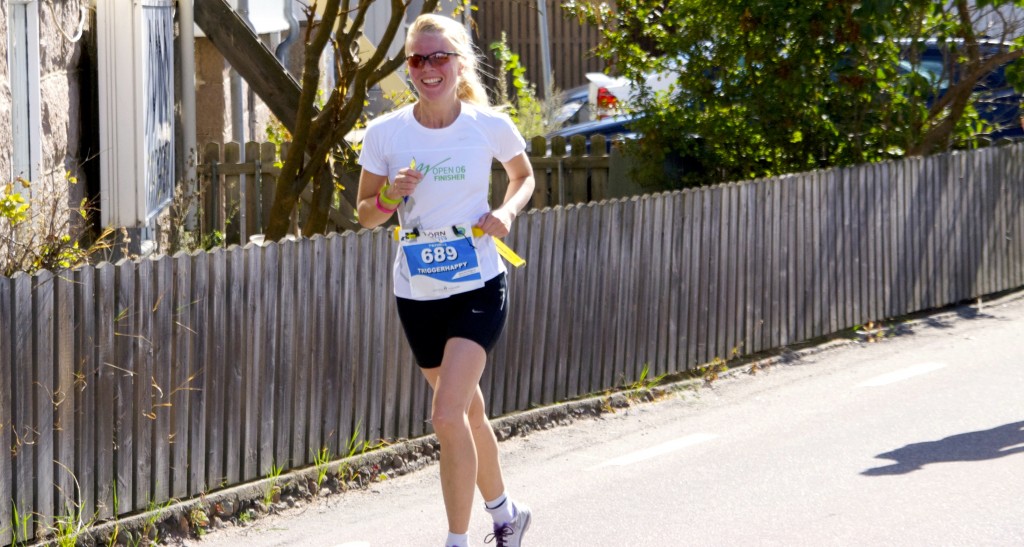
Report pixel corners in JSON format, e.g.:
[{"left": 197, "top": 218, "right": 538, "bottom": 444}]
[
  {"left": 263, "top": 0, "right": 441, "bottom": 241},
  {"left": 566, "top": 0, "right": 1024, "bottom": 186}
]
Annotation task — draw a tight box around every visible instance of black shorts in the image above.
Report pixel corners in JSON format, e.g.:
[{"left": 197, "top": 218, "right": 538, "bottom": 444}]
[{"left": 395, "top": 273, "right": 508, "bottom": 368}]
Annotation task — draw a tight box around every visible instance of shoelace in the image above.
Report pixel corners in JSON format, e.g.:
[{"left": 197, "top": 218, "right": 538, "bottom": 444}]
[{"left": 484, "top": 522, "right": 514, "bottom": 546}]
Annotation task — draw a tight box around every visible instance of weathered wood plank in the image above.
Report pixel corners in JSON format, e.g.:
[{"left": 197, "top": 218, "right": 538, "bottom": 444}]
[
  {"left": 94, "top": 264, "right": 116, "bottom": 518},
  {"left": 340, "top": 234, "right": 362, "bottom": 443},
  {"left": 291, "top": 239, "right": 312, "bottom": 465},
  {"left": 224, "top": 143, "right": 243, "bottom": 246},
  {"left": 526, "top": 210, "right": 555, "bottom": 405},
  {"left": 72, "top": 267, "right": 96, "bottom": 518},
  {"left": 543, "top": 206, "right": 568, "bottom": 400},
  {"left": 308, "top": 237, "right": 328, "bottom": 451},
  {"left": 223, "top": 247, "right": 244, "bottom": 485},
  {"left": 171, "top": 254, "right": 192, "bottom": 498},
  {"left": 54, "top": 272, "right": 75, "bottom": 519},
  {"left": 10, "top": 274, "right": 34, "bottom": 538},
  {"left": 31, "top": 271, "right": 55, "bottom": 532},
  {"left": 275, "top": 241, "right": 296, "bottom": 466},
  {"left": 152, "top": 257, "right": 173, "bottom": 503},
  {"left": 0, "top": 275, "right": 12, "bottom": 545},
  {"left": 188, "top": 252, "right": 209, "bottom": 493},
  {"left": 113, "top": 261, "right": 136, "bottom": 511},
  {"left": 244, "top": 141, "right": 263, "bottom": 239},
  {"left": 321, "top": 235, "right": 344, "bottom": 453},
  {"left": 254, "top": 243, "right": 277, "bottom": 474},
  {"left": 683, "top": 188, "right": 701, "bottom": 368},
  {"left": 132, "top": 260, "right": 155, "bottom": 511},
  {"left": 561, "top": 204, "right": 584, "bottom": 399},
  {"left": 205, "top": 250, "right": 226, "bottom": 488}
]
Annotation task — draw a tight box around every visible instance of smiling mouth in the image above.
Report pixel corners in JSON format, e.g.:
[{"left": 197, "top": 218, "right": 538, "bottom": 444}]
[{"left": 422, "top": 77, "right": 442, "bottom": 85}]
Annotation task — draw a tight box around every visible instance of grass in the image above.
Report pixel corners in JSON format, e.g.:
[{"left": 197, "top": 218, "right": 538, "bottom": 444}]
[
  {"left": 312, "top": 446, "right": 333, "bottom": 490},
  {"left": 9, "top": 503, "right": 33, "bottom": 546},
  {"left": 263, "top": 464, "right": 284, "bottom": 506}
]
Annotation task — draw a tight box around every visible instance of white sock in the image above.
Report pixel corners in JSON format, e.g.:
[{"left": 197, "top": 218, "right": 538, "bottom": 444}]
[
  {"left": 445, "top": 531, "right": 469, "bottom": 547},
  {"left": 484, "top": 492, "right": 515, "bottom": 525}
]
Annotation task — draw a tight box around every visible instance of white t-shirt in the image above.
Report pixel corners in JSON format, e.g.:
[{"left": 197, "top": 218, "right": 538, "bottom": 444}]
[{"left": 358, "top": 102, "right": 526, "bottom": 300}]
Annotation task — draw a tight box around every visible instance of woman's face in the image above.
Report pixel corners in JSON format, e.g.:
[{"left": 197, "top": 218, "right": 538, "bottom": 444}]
[{"left": 406, "top": 32, "right": 462, "bottom": 104}]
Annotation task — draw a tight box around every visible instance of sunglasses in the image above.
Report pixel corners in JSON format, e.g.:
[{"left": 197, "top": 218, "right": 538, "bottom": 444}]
[{"left": 406, "top": 51, "right": 460, "bottom": 70}]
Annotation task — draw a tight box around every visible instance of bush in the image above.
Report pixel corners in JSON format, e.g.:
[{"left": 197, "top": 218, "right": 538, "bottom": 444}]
[{"left": 1, "top": 175, "right": 112, "bottom": 276}]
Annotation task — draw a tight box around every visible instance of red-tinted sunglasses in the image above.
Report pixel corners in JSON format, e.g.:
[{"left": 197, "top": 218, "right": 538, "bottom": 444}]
[{"left": 406, "top": 51, "right": 460, "bottom": 69}]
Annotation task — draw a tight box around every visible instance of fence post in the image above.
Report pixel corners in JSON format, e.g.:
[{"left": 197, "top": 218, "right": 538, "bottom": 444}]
[{"left": 202, "top": 143, "right": 223, "bottom": 238}]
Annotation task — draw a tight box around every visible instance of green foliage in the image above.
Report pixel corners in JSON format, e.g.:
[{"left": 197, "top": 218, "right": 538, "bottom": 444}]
[
  {"left": 565, "top": 0, "right": 1024, "bottom": 187},
  {"left": 1, "top": 175, "right": 114, "bottom": 276},
  {"left": 490, "top": 34, "right": 566, "bottom": 139},
  {"left": 312, "top": 446, "right": 333, "bottom": 490},
  {"left": 263, "top": 463, "right": 284, "bottom": 506}
]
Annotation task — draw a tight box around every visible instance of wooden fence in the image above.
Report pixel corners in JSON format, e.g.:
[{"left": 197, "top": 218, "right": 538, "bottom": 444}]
[
  {"left": 2, "top": 144, "right": 1024, "bottom": 544},
  {"left": 197, "top": 135, "right": 621, "bottom": 246},
  {"left": 472, "top": 0, "right": 608, "bottom": 93}
]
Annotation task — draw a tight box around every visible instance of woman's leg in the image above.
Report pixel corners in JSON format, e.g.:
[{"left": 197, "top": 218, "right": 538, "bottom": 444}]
[
  {"left": 421, "top": 337, "right": 490, "bottom": 535},
  {"left": 468, "top": 383, "right": 505, "bottom": 502}
]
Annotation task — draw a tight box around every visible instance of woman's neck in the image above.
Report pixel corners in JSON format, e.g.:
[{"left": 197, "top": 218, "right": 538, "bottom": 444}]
[{"left": 414, "top": 100, "right": 462, "bottom": 129}]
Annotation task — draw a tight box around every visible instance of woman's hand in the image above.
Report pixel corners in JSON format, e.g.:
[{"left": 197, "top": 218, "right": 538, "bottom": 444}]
[
  {"left": 388, "top": 167, "right": 423, "bottom": 200},
  {"left": 476, "top": 207, "right": 516, "bottom": 238}
]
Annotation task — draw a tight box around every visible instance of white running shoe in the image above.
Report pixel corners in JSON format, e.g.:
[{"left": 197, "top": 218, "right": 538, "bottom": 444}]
[{"left": 485, "top": 504, "right": 531, "bottom": 547}]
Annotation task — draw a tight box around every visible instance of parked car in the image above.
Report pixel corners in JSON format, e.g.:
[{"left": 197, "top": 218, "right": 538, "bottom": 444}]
[
  {"left": 552, "top": 84, "right": 591, "bottom": 126},
  {"left": 896, "top": 39, "right": 1023, "bottom": 141},
  {"left": 542, "top": 113, "right": 642, "bottom": 154},
  {"left": 586, "top": 69, "right": 678, "bottom": 120}
]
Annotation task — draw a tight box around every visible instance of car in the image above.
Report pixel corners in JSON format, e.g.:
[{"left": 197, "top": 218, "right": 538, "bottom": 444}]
[
  {"left": 586, "top": 67, "right": 679, "bottom": 120},
  {"left": 551, "top": 84, "right": 591, "bottom": 126},
  {"left": 895, "top": 38, "right": 1022, "bottom": 141},
  {"left": 542, "top": 113, "right": 641, "bottom": 154}
]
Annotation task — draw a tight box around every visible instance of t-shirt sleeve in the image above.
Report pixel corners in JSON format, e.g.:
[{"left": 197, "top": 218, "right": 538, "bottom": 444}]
[
  {"left": 357, "top": 123, "right": 388, "bottom": 176},
  {"left": 492, "top": 113, "right": 527, "bottom": 163}
]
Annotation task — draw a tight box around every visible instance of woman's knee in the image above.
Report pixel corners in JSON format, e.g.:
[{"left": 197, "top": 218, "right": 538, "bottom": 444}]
[{"left": 431, "top": 404, "right": 470, "bottom": 438}]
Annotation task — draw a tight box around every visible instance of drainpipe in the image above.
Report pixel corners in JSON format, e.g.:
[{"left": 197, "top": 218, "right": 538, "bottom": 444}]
[
  {"left": 179, "top": 0, "right": 198, "bottom": 227},
  {"left": 536, "top": 0, "right": 554, "bottom": 97},
  {"left": 230, "top": 0, "right": 250, "bottom": 148},
  {"left": 275, "top": 0, "right": 300, "bottom": 72}
]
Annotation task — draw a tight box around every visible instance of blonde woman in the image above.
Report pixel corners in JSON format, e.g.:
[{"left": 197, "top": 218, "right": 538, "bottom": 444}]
[{"left": 356, "top": 13, "right": 535, "bottom": 547}]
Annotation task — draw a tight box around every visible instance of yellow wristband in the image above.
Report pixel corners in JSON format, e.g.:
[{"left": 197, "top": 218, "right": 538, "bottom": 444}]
[{"left": 379, "top": 185, "right": 402, "bottom": 206}]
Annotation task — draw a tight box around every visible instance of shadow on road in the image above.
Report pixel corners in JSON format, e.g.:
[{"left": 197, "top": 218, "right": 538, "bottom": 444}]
[{"left": 861, "top": 421, "right": 1024, "bottom": 476}]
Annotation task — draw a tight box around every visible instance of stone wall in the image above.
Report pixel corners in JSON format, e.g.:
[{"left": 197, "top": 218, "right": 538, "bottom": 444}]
[
  {"left": 0, "top": 3, "right": 12, "bottom": 182},
  {"left": 0, "top": 1, "right": 86, "bottom": 204}
]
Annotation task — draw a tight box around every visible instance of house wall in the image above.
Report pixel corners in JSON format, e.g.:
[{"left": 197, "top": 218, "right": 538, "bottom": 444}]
[{"left": 194, "top": 35, "right": 278, "bottom": 148}]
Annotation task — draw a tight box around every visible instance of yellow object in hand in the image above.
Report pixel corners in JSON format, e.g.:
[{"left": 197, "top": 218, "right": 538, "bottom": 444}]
[{"left": 471, "top": 227, "right": 526, "bottom": 268}]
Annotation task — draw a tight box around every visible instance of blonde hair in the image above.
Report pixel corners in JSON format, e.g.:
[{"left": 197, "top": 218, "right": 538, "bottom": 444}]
[{"left": 406, "top": 14, "right": 489, "bottom": 107}]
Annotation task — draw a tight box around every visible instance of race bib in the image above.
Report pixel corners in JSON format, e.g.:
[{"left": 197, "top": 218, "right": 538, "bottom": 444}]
[{"left": 400, "top": 223, "right": 484, "bottom": 298}]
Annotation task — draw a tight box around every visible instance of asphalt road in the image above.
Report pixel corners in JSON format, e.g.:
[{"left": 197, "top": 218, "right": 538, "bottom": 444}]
[{"left": 183, "top": 292, "right": 1024, "bottom": 547}]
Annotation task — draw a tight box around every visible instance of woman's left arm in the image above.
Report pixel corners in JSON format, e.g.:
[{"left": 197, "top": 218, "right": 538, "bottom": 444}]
[{"left": 476, "top": 152, "right": 536, "bottom": 237}]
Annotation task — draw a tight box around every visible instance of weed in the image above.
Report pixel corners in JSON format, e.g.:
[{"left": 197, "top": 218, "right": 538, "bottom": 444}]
[
  {"left": 264, "top": 464, "right": 284, "bottom": 506},
  {"left": 312, "top": 446, "right": 333, "bottom": 490},
  {"left": 855, "top": 320, "right": 885, "bottom": 343},
  {"left": 627, "top": 363, "right": 667, "bottom": 392},
  {"left": 9, "top": 503, "right": 33, "bottom": 546},
  {"left": 697, "top": 357, "right": 729, "bottom": 384},
  {"left": 1, "top": 174, "right": 116, "bottom": 276},
  {"left": 237, "top": 509, "right": 253, "bottom": 524},
  {"left": 489, "top": 34, "right": 566, "bottom": 139}
]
